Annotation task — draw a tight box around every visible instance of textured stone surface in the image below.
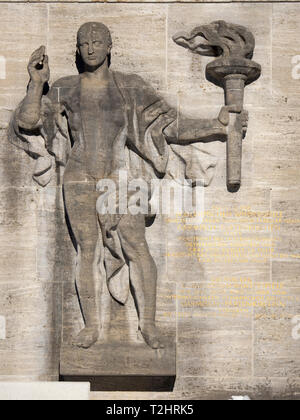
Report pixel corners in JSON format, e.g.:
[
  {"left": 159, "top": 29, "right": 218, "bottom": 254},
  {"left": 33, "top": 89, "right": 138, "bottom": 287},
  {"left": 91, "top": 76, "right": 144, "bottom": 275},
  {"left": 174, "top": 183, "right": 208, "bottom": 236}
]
[
  {"left": 0, "top": 382, "right": 90, "bottom": 401},
  {"left": 0, "top": 2, "right": 299, "bottom": 399},
  {"left": 0, "top": 282, "right": 62, "bottom": 378},
  {"left": 0, "top": 4, "right": 47, "bottom": 126}
]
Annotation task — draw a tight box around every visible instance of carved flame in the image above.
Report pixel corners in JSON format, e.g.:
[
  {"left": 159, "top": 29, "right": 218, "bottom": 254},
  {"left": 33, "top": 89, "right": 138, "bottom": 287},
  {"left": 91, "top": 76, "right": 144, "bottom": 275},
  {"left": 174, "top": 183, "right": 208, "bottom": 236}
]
[{"left": 173, "top": 20, "right": 255, "bottom": 60}]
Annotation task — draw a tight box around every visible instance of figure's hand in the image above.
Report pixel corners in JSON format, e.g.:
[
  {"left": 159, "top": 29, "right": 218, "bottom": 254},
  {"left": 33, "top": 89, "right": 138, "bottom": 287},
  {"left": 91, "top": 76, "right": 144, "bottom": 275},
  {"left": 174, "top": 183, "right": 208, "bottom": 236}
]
[
  {"left": 218, "top": 106, "right": 249, "bottom": 138},
  {"left": 218, "top": 106, "right": 231, "bottom": 127},
  {"left": 28, "top": 46, "right": 50, "bottom": 85},
  {"left": 235, "top": 110, "right": 249, "bottom": 139},
  {"left": 218, "top": 105, "right": 242, "bottom": 126}
]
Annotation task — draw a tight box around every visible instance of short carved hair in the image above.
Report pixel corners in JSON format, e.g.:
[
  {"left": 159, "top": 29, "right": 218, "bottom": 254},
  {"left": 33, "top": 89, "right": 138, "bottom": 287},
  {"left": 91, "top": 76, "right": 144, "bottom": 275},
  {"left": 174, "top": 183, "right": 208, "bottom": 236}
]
[{"left": 77, "top": 22, "right": 112, "bottom": 47}]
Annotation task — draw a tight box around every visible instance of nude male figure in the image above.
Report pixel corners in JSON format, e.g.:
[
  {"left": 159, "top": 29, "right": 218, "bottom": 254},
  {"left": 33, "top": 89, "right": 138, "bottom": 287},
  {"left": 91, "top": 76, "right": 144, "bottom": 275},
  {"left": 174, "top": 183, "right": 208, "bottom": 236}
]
[{"left": 15, "top": 22, "right": 247, "bottom": 350}]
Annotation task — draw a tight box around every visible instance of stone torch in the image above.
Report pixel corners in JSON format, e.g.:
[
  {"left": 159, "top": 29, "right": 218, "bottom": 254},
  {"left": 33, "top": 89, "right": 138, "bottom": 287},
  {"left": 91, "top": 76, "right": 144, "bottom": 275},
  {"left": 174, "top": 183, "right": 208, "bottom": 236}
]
[{"left": 173, "top": 21, "right": 261, "bottom": 192}]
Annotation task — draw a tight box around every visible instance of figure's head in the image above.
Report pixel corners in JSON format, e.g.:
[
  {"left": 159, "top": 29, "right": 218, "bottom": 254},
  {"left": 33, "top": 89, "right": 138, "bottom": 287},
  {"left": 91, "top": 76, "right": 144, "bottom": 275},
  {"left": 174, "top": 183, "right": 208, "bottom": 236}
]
[{"left": 77, "top": 22, "right": 112, "bottom": 70}]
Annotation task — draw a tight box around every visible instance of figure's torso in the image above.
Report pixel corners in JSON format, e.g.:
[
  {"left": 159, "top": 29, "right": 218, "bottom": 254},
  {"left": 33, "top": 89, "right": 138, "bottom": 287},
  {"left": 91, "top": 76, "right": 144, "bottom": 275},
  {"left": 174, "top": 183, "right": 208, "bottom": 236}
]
[{"left": 64, "top": 71, "right": 126, "bottom": 183}]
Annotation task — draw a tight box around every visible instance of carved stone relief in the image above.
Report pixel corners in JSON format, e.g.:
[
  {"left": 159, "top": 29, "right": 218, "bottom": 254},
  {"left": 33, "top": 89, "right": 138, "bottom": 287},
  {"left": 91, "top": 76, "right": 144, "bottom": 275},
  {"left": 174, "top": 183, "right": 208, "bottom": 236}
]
[{"left": 9, "top": 21, "right": 260, "bottom": 387}]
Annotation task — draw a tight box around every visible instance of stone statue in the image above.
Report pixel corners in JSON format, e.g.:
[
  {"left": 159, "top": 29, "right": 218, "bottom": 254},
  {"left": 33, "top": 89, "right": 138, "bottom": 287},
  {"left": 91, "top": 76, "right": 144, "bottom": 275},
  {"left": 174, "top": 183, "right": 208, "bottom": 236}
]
[{"left": 10, "top": 22, "right": 248, "bottom": 351}]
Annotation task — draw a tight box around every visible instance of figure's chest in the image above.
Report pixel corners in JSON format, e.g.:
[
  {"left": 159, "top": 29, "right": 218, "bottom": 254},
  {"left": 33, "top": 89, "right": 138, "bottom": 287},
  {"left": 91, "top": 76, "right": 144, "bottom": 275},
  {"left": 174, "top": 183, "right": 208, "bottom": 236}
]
[
  {"left": 80, "top": 78, "right": 125, "bottom": 126},
  {"left": 62, "top": 76, "right": 126, "bottom": 145}
]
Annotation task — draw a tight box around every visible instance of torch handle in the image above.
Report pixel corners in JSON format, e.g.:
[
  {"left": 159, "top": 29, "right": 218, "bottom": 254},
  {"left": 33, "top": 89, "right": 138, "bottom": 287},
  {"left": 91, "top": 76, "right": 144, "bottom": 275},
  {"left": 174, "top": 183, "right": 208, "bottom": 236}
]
[
  {"left": 224, "top": 74, "right": 246, "bottom": 193},
  {"left": 227, "top": 114, "right": 243, "bottom": 192}
]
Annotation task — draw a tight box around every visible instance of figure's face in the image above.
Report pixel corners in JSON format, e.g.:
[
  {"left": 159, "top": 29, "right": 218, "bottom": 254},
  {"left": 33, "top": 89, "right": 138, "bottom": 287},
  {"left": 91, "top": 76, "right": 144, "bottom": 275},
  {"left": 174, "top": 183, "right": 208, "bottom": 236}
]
[{"left": 77, "top": 25, "right": 111, "bottom": 69}]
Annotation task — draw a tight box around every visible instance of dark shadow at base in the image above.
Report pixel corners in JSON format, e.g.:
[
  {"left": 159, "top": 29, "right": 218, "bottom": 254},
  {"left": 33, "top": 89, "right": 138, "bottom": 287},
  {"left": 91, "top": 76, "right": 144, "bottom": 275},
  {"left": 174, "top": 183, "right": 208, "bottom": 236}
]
[
  {"left": 227, "top": 182, "right": 241, "bottom": 193},
  {"left": 60, "top": 375, "right": 176, "bottom": 392}
]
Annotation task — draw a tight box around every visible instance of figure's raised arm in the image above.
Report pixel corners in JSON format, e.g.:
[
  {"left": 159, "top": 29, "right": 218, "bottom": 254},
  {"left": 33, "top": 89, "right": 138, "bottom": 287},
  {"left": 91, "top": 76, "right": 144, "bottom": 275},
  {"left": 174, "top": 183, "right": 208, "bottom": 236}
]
[
  {"left": 10, "top": 47, "right": 71, "bottom": 187},
  {"left": 17, "top": 46, "right": 50, "bottom": 131}
]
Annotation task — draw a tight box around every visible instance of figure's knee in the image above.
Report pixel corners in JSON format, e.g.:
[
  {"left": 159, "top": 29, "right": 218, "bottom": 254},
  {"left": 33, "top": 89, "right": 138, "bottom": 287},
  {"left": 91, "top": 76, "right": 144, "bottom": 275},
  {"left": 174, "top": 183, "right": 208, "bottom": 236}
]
[
  {"left": 71, "top": 220, "right": 99, "bottom": 255},
  {"left": 129, "top": 245, "right": 157, "bottom": 279},
  {"left": 77, "top": 234, "right": 99, "bottom": 255},
  {"left": 123, "top": 239, "right": 154, "bottom": 265},
  {"left": 63, "top": 188, "right": 99, "bottom": 251},
  {"left": 117, "top": 215, "right": 155, "bottom": 261}
]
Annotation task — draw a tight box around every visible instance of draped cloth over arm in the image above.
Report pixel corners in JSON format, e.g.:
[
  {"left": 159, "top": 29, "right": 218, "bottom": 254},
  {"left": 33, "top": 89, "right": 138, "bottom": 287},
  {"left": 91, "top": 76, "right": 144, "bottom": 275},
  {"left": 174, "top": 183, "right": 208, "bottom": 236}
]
[{"left": 9, "top": 92, "right": 70, "bottom": 187}]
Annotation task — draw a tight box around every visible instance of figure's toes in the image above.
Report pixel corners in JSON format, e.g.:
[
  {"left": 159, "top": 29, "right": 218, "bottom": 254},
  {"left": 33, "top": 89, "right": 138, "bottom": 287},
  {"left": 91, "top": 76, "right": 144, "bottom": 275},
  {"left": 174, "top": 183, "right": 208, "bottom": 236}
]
[
  {"left": 150, "top": 338, "right": 160, "bottom": 349},
  {"left": 140, "top": 326, "right": 165, "bottom": 350},
  {"left": 150, "top": 337, "right": 165, "bottom": 350},
  {"left": 72, "top": 336, "right": 87, "bottom": 348},
  {"left": 145, "top": 334, "right": 165, "bottom": 350},
  {"left": 73, "top": 328, "right": 98, "bottom": 349},
  {"left": 77, "top": 338, "right": 91, "bottom": 349}
]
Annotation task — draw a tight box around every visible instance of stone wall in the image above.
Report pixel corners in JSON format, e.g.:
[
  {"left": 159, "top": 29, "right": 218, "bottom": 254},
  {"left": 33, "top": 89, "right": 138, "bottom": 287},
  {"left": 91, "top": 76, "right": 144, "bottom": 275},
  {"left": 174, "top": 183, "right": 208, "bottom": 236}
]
[{"left": 0, "top": 2, "right": 299, "bottom": 400}]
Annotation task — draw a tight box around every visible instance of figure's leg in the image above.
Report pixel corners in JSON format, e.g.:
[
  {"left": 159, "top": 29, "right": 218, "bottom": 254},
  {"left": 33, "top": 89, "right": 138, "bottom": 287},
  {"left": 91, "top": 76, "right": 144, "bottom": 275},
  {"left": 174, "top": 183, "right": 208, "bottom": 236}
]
[
  {"left": 117, "top": 214, "right": 164, "bottom": 349},
  {"left": 63, "top": 181, "right": 100, "bottom": 348}
]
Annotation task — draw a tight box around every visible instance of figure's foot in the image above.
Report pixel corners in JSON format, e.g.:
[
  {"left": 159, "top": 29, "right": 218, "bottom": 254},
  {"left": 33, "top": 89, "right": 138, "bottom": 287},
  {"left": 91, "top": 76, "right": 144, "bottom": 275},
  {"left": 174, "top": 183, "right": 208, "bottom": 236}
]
[
  {"left": 73, "top": 326, "right": 99, "bottom": 349},
  {"left": 140, "top": 324, "right": 165, "bottom": 349}
]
